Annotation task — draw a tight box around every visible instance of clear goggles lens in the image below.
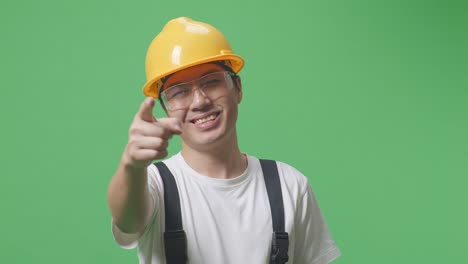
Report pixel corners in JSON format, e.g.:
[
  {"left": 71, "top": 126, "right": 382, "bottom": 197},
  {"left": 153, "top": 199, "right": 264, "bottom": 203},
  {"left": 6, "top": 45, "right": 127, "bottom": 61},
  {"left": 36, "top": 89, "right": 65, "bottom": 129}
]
[{"left": 161, "top": 71, "right": 235, "bottom": 110}]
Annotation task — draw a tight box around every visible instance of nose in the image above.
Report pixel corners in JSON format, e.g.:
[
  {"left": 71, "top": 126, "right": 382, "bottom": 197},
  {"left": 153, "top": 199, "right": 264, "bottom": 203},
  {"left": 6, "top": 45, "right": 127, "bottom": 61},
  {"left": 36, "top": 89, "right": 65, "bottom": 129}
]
[{"left": 189, "top": 87, "right": 212, "bottom": 110}]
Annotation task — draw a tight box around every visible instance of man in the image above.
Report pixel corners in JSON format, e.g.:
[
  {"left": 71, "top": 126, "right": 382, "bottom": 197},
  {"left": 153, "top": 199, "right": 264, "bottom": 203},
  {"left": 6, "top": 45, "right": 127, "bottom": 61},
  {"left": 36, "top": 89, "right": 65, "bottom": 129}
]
[{"left": 107, "top": 17, "right": 340, "bottom": 264}]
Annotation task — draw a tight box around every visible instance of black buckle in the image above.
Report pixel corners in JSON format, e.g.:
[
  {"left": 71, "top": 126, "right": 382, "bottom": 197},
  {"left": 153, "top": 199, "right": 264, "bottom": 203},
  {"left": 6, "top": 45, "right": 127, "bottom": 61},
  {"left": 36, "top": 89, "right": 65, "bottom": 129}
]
[{"left": 271, "top": 231, "right": 289, "bottom": 263}]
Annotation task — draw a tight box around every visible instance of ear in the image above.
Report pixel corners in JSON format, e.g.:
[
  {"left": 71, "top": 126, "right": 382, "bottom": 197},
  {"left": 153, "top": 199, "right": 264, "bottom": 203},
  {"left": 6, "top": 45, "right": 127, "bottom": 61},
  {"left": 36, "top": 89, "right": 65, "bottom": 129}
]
[{"left": 235, "top": 76, "right": 243, "bottom": 104}]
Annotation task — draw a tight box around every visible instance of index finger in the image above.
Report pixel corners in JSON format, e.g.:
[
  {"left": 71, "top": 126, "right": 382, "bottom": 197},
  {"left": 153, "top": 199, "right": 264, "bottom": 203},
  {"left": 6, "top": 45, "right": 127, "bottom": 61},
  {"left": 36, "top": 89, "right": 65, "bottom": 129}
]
[{"left": 137, "top": 97, "right": 156, "bottom": 122}]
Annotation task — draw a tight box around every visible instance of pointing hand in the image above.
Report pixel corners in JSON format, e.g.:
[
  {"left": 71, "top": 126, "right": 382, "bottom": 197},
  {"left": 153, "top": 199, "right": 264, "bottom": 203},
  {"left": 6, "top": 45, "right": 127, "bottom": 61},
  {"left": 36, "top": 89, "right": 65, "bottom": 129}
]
[{"left": 123, "top": 97, "right": 182, "bottom": 169}]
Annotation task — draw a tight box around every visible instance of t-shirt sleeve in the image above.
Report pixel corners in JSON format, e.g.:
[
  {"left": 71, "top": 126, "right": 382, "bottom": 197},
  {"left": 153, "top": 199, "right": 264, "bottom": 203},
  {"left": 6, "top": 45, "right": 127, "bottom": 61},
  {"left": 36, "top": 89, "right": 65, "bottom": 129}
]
[
  {"left": 293, "top": 185, "right": 341, "bottom": 264},
  {"left": 111, "top": 165, "right": 160, "bottom": 249}
]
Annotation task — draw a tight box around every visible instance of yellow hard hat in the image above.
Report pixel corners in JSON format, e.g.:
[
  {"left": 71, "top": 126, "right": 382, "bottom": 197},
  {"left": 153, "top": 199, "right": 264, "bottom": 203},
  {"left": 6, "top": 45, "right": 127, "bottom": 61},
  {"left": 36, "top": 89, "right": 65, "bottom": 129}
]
[{"left": 142, "top": 17, "right": 245, "bottom": 98}]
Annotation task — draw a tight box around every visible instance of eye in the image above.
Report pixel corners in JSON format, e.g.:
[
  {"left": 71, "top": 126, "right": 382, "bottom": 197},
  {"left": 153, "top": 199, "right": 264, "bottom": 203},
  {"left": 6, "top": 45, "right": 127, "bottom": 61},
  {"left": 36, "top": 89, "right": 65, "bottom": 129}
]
[
  {"left": 166, "top": 86, "right": 190, "bottom": 100},
  {"left": 204, "top": 80, "right": 221, "bottom": 86},
  {"left": 200, "top": 77, "right": 223, "bottom": 88}
]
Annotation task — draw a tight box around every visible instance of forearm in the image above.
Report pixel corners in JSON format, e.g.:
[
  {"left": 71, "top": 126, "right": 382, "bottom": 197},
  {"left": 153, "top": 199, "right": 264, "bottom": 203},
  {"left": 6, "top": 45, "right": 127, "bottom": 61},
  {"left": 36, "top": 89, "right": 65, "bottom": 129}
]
[
  {"left": 107, "top": 97, "right": 178, "bottom": 234},
  {"left": 107, "top": 160, "right": 153, "bottom": 234}
]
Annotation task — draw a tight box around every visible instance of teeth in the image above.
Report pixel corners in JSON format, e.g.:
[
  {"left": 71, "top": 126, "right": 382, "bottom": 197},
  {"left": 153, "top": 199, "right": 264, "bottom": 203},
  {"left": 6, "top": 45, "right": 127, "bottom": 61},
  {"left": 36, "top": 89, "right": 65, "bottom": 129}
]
[{"left": 195, "top": 114, "right": 216, "bottom": 125}]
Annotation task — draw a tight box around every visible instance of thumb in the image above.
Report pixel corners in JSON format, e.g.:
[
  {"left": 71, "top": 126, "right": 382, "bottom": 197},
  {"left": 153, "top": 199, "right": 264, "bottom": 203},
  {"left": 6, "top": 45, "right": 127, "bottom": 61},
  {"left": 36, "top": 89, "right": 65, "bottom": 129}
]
[{"left": 137, "top": 97, "right": 156, "bottom": 122}]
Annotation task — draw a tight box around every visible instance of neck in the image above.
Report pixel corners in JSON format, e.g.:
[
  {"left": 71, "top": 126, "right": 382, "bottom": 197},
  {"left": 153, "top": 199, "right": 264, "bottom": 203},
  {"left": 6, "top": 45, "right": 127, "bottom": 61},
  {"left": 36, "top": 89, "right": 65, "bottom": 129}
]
[{"left": 181, "top": 134, "right": 246, "bottom": 179}]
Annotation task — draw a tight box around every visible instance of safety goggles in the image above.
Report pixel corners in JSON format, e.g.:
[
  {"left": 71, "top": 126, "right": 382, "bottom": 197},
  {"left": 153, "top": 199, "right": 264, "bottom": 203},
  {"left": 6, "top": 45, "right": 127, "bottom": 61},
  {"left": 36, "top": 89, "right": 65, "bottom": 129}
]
[{"left": 160, "top": 71, "right": 236, "bottom": 111}]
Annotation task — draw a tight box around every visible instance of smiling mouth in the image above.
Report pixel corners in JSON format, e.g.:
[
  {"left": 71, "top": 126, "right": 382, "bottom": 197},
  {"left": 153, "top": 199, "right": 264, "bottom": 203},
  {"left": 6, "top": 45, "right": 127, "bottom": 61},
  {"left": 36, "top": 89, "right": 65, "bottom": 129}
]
[{"left": 191, "top": 112, "right": 220, "bottom": 125}]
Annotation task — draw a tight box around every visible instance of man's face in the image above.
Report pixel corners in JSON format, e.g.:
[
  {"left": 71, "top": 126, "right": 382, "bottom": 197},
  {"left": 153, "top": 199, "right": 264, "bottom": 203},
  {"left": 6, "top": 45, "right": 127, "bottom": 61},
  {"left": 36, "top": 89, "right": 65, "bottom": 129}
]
[{"left": 162, "top": 63, "right": 242, "bottom": 151}]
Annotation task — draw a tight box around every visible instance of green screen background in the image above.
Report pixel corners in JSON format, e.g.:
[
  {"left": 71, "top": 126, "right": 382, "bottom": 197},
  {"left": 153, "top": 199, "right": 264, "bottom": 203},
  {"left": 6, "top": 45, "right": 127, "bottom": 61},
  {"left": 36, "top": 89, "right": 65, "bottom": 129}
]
[{"left": 1, "top": 0, "right": 467, "bottom": 263}]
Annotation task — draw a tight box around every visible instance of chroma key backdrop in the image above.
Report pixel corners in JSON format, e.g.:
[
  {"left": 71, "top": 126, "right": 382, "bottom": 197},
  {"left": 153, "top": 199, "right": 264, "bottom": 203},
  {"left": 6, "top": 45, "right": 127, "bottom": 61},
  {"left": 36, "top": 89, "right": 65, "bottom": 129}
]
[{"left": 1, "top": 0, "right": 467, "bottom": 263}]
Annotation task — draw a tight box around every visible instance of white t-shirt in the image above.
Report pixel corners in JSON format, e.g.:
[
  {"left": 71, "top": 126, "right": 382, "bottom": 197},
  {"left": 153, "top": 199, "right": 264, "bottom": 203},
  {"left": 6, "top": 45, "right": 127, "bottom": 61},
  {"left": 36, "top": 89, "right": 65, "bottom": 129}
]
[{"left": 112, "top": 153, "right": 341, "bottom": 264}]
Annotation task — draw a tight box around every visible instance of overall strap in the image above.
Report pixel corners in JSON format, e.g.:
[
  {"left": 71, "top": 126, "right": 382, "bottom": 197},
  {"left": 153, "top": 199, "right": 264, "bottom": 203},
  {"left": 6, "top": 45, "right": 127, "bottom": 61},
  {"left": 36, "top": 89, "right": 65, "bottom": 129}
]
[
  {"left": 260, "top": 159, "right": 290, "bottom": 264},
  {"left": 154, "top": 162, "right": 187, "bottom": 264}
]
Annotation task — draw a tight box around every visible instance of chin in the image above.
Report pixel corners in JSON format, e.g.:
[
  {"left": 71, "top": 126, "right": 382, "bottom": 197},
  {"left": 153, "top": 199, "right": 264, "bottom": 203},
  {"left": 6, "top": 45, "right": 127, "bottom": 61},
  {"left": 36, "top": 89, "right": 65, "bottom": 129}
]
[
  {"left": 185, "top": 132, "right": 224, "bottom": 148},
  {"left": 183, "top": 126, "right": 234, "bottom": 151},
  {"left": 182, "top": 108, "right": 238, "bottom": 150}
]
